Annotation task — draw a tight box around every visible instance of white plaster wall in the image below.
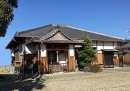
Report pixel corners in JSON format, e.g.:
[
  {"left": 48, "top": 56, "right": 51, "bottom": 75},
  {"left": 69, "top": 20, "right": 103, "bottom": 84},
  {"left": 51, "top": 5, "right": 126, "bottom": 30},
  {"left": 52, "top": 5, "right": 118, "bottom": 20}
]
[
  {"left": 94, "top": 41, "right": 118, "bottom": 53},
  {"left": 97, "top": 50, "right": 102, "bottom": 53},
  {"left": 104, "top": 42, "right": 113, "bottom": 49},
  {"left": 41, "top": 44, "right": 46, "bottom": 57},
  {"left": 97, "top": 41, "right": 103, "bottom": 50},
  {"left": 69, "top": 44, "right": 74, "bottom": 56}
]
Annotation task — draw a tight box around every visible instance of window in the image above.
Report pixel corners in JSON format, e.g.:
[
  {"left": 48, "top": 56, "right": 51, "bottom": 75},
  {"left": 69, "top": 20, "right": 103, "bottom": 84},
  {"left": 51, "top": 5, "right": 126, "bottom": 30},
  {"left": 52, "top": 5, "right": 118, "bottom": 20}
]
[{"left": 93, "top": 47, "right": 97, "bottom": 50}]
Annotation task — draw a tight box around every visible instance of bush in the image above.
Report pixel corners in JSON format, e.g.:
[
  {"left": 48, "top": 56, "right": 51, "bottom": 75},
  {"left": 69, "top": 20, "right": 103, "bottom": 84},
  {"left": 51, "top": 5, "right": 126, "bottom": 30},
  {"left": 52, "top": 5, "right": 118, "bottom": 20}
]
[{"left": 90, "top": 64, "right": 102, "bottom": 73}]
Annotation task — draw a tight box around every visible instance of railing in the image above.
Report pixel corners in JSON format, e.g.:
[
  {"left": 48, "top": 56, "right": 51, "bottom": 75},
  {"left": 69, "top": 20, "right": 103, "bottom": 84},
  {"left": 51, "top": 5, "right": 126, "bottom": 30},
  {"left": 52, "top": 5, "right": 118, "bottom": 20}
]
[
  {"left": 48, "top": 63, "right": 68, "bottom": 73},
  {"left": 15, "top": 67, "right": 21, "bottom": 74}
]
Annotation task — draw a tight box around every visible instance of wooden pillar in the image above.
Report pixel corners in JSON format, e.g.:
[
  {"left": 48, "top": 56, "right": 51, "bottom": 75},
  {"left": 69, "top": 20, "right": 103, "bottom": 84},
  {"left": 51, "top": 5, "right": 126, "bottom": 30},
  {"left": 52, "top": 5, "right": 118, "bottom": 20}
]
[
  {"left": 68, "top": 44, "right": 75, "bottom": 72},
  {"left": 38, "top": 44, "right": 41, "bottom": 75},
  {"left": 22, "top": 44, "right": 26, "bottom": 78},
  {"left": 56, "top": 51, "right": 59, "bottom": 63},
  {"left": 41, "top": 44, "right": 48, "bottom": 73}
]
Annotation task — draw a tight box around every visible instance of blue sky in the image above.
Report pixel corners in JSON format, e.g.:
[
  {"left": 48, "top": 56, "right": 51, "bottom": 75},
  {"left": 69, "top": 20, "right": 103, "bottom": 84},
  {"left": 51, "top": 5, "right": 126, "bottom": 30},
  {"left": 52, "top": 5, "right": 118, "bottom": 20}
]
[{"left": 0, "top": 0, "right": 130, "bottom": 66}]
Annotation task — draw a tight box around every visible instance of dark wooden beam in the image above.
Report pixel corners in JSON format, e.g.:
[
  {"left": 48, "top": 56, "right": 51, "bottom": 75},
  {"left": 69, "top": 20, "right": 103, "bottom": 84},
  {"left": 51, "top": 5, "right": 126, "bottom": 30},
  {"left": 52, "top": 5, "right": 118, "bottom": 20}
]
[
  {"left": 17, "top": 36, "right": 39, "bottom": 38},
  {"left": 47, "top": 49, "right": 68, "bottom": 51},
  {"left": 92, "top": 39, "right": 127, "bottom": 42},
  {"left": 38, "top": 44, "right": 41, "bottom": 75}
]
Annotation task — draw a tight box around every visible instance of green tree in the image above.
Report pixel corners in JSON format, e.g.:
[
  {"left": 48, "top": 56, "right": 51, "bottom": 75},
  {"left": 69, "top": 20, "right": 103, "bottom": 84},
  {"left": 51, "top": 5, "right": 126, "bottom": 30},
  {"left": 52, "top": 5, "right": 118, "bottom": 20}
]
[
  {"left": 78, "top": 35, "right": 97, "bottom": 68},
  {"left": 0, "top": 0, "right": 18, "bottom": 37}
]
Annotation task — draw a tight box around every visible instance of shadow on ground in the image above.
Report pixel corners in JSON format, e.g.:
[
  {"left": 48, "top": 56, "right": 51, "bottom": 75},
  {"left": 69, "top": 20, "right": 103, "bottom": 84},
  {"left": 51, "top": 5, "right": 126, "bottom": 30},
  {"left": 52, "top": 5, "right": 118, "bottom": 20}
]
[{"left": 0, "top": 74, "right": 45, "bottom": 91}]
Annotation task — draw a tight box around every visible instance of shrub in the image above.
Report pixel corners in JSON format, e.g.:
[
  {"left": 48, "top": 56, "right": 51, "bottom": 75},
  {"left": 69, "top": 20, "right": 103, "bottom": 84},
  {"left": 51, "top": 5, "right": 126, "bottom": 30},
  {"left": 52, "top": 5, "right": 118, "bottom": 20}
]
[
  {"left": 78, "top": 35, "right": 97, "bottom": 68},
  {"left": 90, "top": 64, "right": 102, "bottom": 73}
]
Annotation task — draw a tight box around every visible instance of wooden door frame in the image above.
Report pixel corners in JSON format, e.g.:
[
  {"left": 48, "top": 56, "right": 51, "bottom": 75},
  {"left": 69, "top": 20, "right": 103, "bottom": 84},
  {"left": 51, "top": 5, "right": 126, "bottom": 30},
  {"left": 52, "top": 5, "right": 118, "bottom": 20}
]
[
  {"left": 103, "top": 51, "right": 114, "bottom": 68},
  {"left": 119, "top": 54, "right": 123, "bottom": 67}
]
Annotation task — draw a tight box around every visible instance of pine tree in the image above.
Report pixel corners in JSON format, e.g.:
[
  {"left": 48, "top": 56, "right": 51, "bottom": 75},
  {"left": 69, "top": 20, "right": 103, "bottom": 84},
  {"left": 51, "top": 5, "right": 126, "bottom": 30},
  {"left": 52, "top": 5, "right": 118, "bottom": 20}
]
[{"left": 78, "top": 35, "right": 97, "bottom": 68}]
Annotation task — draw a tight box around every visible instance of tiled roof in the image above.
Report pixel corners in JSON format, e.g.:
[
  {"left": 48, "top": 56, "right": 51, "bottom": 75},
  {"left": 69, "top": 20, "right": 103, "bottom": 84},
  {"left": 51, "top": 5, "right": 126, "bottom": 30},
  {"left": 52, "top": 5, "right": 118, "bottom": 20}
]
[
  {"left": 33, "top": 40, "right": 85, "bottom": 44},
  {"left": 16, "top": 24, "right": 125, "bottom": 41}
]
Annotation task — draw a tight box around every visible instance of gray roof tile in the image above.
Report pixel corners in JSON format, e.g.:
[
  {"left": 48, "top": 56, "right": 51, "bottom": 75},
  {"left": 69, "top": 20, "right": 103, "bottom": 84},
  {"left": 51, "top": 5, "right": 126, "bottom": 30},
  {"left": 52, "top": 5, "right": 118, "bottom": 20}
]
[{"left": 16, "top": 24, "right": 125, "bottom": 41}]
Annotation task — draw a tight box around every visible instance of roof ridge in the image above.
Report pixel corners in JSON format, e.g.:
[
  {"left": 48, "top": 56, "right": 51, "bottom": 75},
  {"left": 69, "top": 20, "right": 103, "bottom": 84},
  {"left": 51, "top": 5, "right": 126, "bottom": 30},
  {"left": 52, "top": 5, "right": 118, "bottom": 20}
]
[
  {"left": 40, "top": 28, "right": 58, "bottom": 40},
  {"left": 51, "top": 24, "right": 69, "bottom": 27},
  {"left": 40, "top": 27, "right": 72, "bottom": 41},
  {"left": 64, "top": 25, "right": 125, "bottom": 40}
]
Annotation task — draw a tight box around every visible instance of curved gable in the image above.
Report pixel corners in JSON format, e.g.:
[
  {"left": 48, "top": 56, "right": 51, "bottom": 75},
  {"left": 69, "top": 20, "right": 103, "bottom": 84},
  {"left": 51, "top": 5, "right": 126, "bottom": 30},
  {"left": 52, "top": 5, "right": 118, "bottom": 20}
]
[{"left": 49, "top": 32, "right": 69, "bottom": 40}]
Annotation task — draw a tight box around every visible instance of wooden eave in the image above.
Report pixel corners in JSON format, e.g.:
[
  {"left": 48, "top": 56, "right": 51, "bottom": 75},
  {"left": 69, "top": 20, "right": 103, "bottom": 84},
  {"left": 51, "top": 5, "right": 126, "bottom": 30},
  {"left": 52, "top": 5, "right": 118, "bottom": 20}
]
[
  {"left": 6, "top": 37, "right": 25, "bottom": 49},
  {"left": 69, "top": 38, "right": 126, "bottom": 42},
  {"left": 43, "top": 42, "right": 86, "bottom": 44},
  {"left": 116, "top": 47, "right": 130, "bottom": 50},
  {"left": 5, "top": 38, "right": 15, "bottom": 49},
  {"left": 92, "top": 39, "right": 127, "bottom": 42},
  {"left": 32, "top": 41, "right": 85, "bottom": 44},
  {"left": 16, "top": 36, "right": 39, "bottom": 38}
]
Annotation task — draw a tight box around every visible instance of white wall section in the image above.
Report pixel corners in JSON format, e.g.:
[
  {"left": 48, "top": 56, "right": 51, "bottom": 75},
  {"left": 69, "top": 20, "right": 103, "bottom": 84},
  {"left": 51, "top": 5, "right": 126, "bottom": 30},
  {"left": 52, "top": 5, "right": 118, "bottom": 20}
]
[
  {"left": 97, "top": 50, "right": 102, "bottom": 53},
  {"left": 97, "top": 41, "right": 103, "bottom": 50},
  {"left": 41, "top": 44, "right": 46, "bottom": 57},
  {"left": 104, "top": 42, "right": 113, "bottom": 49},
  {"left": 69, "top": 44, "right": 74, "bottom": 56}
]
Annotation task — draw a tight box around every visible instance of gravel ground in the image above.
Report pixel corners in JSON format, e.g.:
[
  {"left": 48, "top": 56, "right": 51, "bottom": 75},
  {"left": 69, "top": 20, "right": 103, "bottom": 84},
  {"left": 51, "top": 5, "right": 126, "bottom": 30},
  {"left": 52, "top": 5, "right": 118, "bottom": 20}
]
[
  {"left": 1, "top": 65, "right": 130, "bottom": 91},
  {"left": 43, "top": 72, "right": 130, "bottom": 91},
  {"left": 43, "top": 66, "right": 130, "bottom": 91}
]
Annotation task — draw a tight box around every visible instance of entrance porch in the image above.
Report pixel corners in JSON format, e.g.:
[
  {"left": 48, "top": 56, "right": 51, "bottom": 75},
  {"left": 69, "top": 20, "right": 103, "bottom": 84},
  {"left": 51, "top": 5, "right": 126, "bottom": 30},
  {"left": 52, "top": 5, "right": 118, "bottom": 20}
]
[
  {"left": 48, "top": 50, "right": 68, "bottom": 73},
  {"left": 40, "top": 43, "right": 76, "bottom": 73}
]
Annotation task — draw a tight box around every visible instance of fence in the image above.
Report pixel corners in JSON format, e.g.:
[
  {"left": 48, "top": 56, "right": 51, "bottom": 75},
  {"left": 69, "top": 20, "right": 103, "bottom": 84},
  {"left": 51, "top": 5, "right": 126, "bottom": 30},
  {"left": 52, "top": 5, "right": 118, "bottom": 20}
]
[{"left": 0, "top": 66, "right": 20, "bottom": 74}]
